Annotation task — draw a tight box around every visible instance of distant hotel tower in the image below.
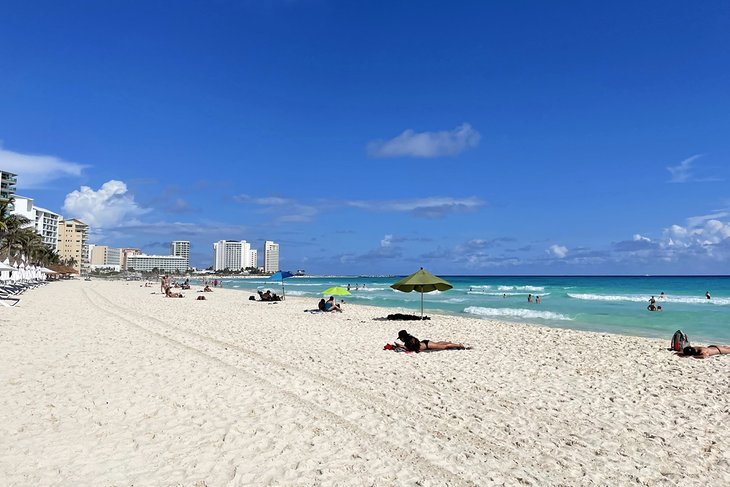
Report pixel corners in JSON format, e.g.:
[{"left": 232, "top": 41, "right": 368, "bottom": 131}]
[
  {"left": 0, "top": 169, "right": 18, "bottom": 208},
  {"left": 213, "top": 240, "right": 253, "bottom": 271},
  {"left": 171, "top": 240, "right": 190, "bottom": 269},
  {"left": 264, "top": 240, "right": 279, "bottom": 273},
  {"left": 11, "top": 195, "right": 61, "bottom": 251},
  {"left": 58, "top": 218, "right": 89, "bottom": 274}
]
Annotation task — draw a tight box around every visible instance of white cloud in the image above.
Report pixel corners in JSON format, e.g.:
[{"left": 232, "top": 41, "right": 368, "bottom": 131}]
[
  {"left": 685, "top": 211, "right": 730, "bottom": 228},
  {"left": 667, "top": 155, "right": 700, "bottom": 183},
  {"left": 381, "top": 234, "right": 393, "bottom": 247},
  {"left": 233, "top": 194, "right": 319, "bottom": 223},
  {"left": 547, "top": 244, "right": 568, "bottom": 258},
  {"left": 0, "top": 145, "right": 88, "bottom": 188},
  {"left": 633, "top": 234, "right": 652, "bottom": 242},
  {"left": 666, "top": 154, "right": 721, "bottom": 183},
  {"left": 348, "top": 196, "right": 485, "bottom": 218},
  {"left": 367, "top": 123, "right": 481, "bottom": 158},
  {"left": 63, "top": 180, "right": 149, "bottom": 228}
]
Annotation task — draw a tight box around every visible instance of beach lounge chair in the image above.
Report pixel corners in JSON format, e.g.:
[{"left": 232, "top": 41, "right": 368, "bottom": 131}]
[{"left": 0, "top": 289, "right": 20, "bottom": 306}]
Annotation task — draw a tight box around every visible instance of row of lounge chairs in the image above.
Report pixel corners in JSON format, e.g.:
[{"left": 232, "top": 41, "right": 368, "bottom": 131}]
[{"left": 0, "top": 280, "right": 47, "bottom": 307}]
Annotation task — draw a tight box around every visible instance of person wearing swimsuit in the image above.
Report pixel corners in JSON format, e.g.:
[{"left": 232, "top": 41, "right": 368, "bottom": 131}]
[
  {"left": 397, "top": 330, "right": 466, "bottom": 352},
  {"left": 680, "top": 345, "right": 730, "bottom": 358}
]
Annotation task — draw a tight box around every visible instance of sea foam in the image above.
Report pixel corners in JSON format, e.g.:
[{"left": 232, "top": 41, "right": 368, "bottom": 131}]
[
  {"left": 464, "top": 306, "right": 573, "bottom": 321},
  {"left": 567, "top": 293, "right": 730, "bottom": 305}
]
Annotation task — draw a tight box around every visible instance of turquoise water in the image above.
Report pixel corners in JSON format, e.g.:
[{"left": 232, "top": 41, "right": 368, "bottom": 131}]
[{"left": 211, "top": 276, "right": 730, "bottom": 343}]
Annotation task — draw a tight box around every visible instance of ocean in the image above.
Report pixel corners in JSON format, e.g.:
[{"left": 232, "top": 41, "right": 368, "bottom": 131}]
[{"left": 212, "top": 275, "right": 730, "bottom": 343}]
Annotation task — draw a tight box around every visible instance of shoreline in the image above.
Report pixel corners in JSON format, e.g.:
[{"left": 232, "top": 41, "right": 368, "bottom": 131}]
[
  {"left": 189, "top": 276, "right": 730, "bottom": 344},
  {"left": 2, "top": 280, "right": 728, "bottom": 485}
]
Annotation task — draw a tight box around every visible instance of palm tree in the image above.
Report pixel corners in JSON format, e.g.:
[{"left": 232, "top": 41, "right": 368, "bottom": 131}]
[{"left": 0, "top": 212, "right": 32, "bottom": 262}]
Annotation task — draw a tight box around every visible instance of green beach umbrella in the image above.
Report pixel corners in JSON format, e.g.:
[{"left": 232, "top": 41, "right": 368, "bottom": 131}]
[
  {"left": 321, "top": 286, "right": 351, "bottom": 296},
  {"left": 390, "top": 267, "right": 453, "bottom": 319}
]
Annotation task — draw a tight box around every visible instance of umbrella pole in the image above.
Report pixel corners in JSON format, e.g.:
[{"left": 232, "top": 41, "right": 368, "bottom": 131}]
[
  {"left": 282, "top": 278, "right": 286, "bottom": 300},
  {"left": 421, "top": 291, "right": 424, "bottom": 319}
]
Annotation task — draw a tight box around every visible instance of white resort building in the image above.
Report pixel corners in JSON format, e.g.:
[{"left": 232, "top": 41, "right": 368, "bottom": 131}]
[
  {"left": 264, "top": 240, "right": 279, "bottom": 273},
  {"left": 126, "top": 255, "right": 187, "bottom": 273},
  {"left": 171, "top": 241, "right": 190, "bottom": 269},
  {"left": 120, "top": 248, "right": 142, "bottom": 270},
  {"left": 0, "top": 170, "right": 18, "bottom": 207},
  {"left": 89, "top": 245, "right": 122, "bottom": 271},
  {"left": 213, "top": 240, "right": 254, "bottom": 271},
  {"left": 10, "top": 195, "right": 61, "bottom": 251}
]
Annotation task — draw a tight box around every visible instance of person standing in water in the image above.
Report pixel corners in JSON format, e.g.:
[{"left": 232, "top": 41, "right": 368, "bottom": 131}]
[
  {"left": 706, "top": 291, "right": 712, "bottom": 300},
  {"left": 527, "top": 294, "right": 532, "bottom": 303}
]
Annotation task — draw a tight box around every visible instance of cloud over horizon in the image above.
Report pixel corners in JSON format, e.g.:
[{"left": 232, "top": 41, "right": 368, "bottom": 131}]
[
  {"left": 547, "top": 244, "right": 569, "bottom": 258},
  {"left": 63, "top": 180, "right": 150, "bottom": 228},
  {"left": 367, "top": 123, "right": 481, "bottom": 158},
  {"left": 347, "top": 196, "right": 485, "bottom": 218},
  {"left": 0, "top": 145, "right": 88, "bottom": 188}
]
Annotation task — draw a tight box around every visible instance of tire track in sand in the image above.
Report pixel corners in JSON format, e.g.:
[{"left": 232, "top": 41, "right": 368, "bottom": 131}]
[{"left": 82, "top": 286, "right": 487, "bottom": 486}]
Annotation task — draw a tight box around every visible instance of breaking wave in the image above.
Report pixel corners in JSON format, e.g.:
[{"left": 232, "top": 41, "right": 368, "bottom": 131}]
[
  {"left": 464, "top": 306, "right": 573, "bottom": 321},
  {"left": 567, "top": 293, "right": 730, "bottom": 305}
]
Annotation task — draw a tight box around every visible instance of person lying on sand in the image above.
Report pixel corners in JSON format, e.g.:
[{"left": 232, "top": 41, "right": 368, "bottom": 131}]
[
  {"left": 203, "top": 285, "right": 213, "bottom": 292},
  {"left": 679, "top": 345, "right": 730, "bottom": 358},
  {"left": 397, "top": 329, "right": 466, "bottom": 352},
  {"left": 165, "top": 287, "right": 184, "bottom": 298}
]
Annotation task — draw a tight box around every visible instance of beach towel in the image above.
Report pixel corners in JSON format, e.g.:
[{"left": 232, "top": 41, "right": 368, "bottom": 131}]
[{"left": 386, "top": 313, "right": 430, "bottom": 321}]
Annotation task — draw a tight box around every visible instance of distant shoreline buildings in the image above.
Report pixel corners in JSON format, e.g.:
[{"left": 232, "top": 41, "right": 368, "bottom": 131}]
[{"left": 3, "top": 167, "right": 282, "bottom": 275}]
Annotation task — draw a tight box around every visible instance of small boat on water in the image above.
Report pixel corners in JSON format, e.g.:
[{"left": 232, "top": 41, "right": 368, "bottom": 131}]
[{"left": 295, "top": 269, "right": 306, "bottom": 276}]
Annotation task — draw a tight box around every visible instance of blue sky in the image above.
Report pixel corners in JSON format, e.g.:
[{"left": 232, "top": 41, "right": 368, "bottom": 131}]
[{"left": 2, "top": 1, "right": 729, "bottom": 274}]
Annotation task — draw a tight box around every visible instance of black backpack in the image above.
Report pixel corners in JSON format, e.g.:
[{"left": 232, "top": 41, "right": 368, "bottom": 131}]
[{"left": 670, "top": 330, "right": 690, "bottom": 351}]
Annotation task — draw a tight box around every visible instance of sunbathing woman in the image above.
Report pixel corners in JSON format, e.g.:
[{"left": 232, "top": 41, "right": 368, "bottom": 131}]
[
  {"left": 165, "top": 287, "right": 184, "bottom": 298},
  {"left": 397, "top": 329, "right": 466, "bottom": 352},
  {"left": 680, "top": 345, "right": 730, "bottom": 358}
]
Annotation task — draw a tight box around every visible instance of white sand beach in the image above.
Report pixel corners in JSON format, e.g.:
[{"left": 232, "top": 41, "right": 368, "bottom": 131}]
[{"left": 1, "top": 280, "right": 729, "bottom": 486}]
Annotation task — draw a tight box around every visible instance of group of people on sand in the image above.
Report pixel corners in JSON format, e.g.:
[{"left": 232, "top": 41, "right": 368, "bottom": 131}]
[
  {"left": 259, "top": 290, "right": 282, "bottom": 301},
  {"left": 318, "top": 296, "right": 342, "bottom": 312},
  {"left": 160, "top": 275, "right": 184, "bottom": 298}
]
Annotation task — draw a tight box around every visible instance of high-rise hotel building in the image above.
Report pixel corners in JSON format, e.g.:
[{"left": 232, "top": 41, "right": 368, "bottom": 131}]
[
  {"left": 120, "top": 248, "right": 142, "bottom": 270},
  {"left": 213, "top": 240, "right": 254, "bottom": 271},
  {"left": 10, "top": 195, "right": 61, "bottom": 251},
  {"left": 171, "top": 241, "right": 190, "bottom": 269},
  {"left": 58, "top": 218, "right": 89, "bottom": 274},
  {"left": 264, "top": 240, "right": 279, "bottom": 273},
  {"left": 89, "top": 245, "right": 121, "bottom": 271},
  {"left": 1, "top": 170, "right": 18, "bottom": 208}
]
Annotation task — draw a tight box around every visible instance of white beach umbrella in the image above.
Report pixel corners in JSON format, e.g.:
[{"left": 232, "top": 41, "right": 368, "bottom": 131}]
[
  {"left": 40, "top": 267, "right": 56, "bottom": 281},
  {"left": 0, "top": 262, "right": 14, "bottom": 282}
]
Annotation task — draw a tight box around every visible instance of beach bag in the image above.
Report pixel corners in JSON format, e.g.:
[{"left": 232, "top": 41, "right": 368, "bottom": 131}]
[{"left": 670, "top": 330, "right": 689, "bottom": 351}]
